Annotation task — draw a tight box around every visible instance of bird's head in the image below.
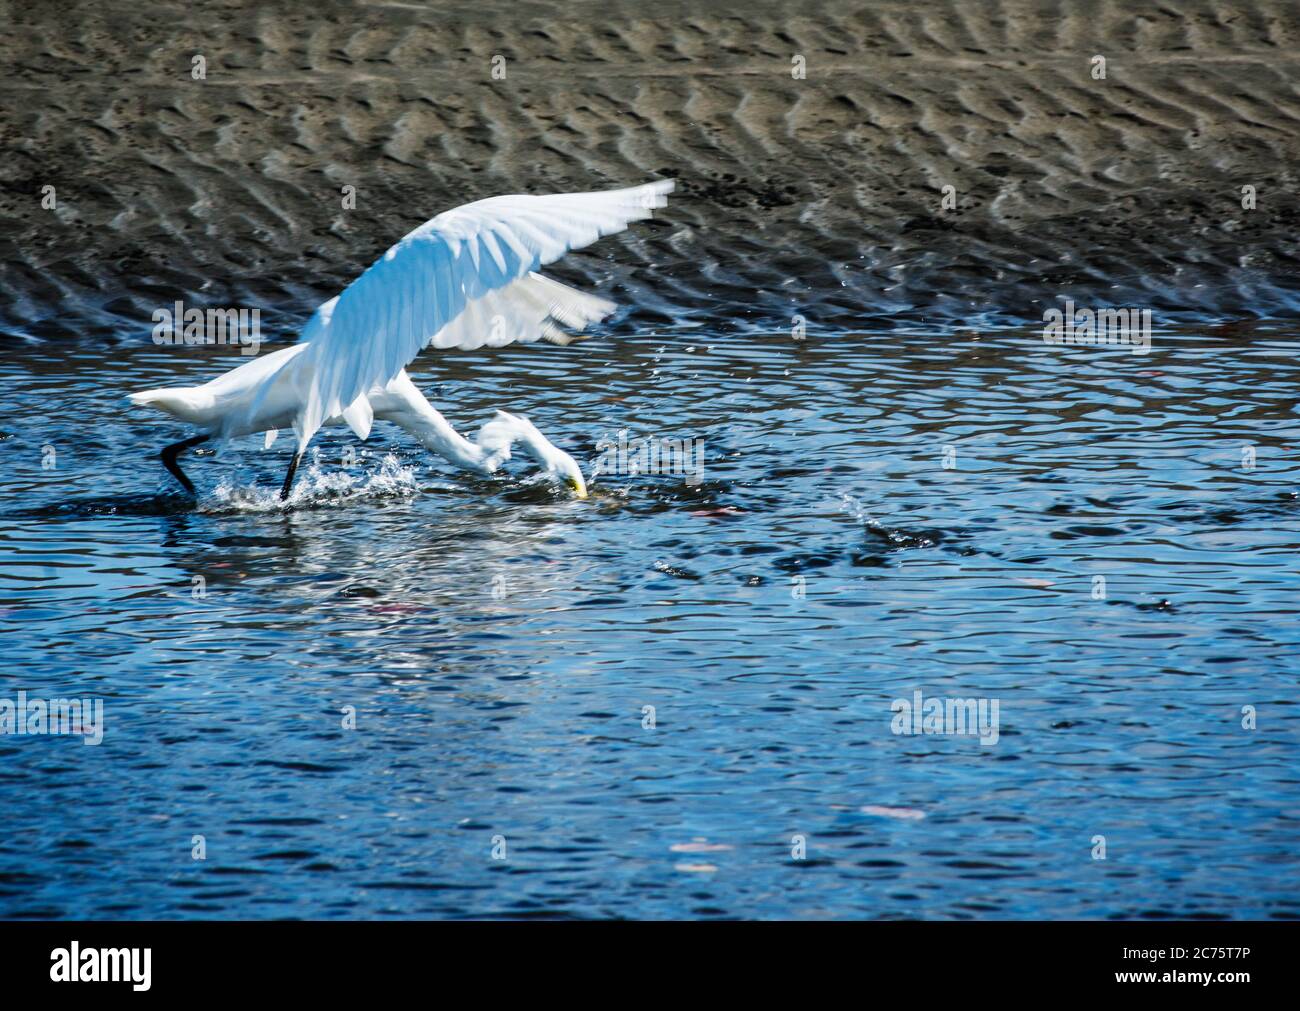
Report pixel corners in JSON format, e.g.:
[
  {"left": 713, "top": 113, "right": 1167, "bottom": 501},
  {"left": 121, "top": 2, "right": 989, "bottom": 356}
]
[
  {"left": 548, "top": 449, "right": 588, "bottom": 499},
  {"left": 481, "top": 410, "right": 589, "bottom": 499}
]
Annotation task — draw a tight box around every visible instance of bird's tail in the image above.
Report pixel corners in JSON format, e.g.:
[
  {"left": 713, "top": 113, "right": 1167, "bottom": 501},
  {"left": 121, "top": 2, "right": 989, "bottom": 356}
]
[{"left": 126, "top": 387, "right": 212, "bottom": 423}]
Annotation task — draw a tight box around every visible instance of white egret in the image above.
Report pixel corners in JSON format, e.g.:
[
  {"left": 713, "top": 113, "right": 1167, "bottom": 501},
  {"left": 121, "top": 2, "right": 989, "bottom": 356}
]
[{"left": 128, "top": 180, "right": 673, "bottom": 500}]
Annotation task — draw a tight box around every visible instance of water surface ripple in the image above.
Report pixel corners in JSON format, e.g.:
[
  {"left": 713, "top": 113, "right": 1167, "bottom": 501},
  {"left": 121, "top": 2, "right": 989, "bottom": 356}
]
[{"left": 1, "top": 326, "right": 1298, "bottom": 919}]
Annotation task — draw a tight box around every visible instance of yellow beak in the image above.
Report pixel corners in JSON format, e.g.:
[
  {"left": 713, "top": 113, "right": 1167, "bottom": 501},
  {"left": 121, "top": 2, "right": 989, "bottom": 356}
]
[{"left": 566, "top": 474, "right": 588, "bottom": 499}]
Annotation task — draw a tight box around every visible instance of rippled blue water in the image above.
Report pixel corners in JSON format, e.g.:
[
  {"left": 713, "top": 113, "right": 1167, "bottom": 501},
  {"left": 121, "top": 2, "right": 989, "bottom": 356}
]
[{"left": 2, "top": 324, "right": 1298, "bottom": 919}]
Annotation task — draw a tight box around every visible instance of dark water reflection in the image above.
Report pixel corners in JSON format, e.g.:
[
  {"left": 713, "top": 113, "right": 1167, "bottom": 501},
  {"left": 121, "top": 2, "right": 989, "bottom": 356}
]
[{"left": 1, "top": 325, "right": 1298, "bottom": 919}]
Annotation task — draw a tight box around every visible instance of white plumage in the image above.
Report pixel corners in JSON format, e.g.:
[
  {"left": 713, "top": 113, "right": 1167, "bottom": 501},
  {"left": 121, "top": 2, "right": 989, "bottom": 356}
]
[
  {"left": 286, "top": 180, "right": 672, "bottom": 452},
  {"left": 128, "top": 179, "right": 674, "bottom": 500}
]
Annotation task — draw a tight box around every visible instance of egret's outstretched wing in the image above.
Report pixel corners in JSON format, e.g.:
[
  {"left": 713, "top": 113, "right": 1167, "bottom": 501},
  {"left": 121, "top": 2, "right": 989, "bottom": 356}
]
[
  {"left": 291, "top": 180, "right": 673, "bottom": 445},
  {"left": 429, "top": 271, "right": 616, "bottom": 351}
]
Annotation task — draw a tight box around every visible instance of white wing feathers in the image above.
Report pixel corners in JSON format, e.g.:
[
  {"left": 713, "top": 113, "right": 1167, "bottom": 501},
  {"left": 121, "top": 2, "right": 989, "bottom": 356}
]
[
  {"left": 435, "top": 271, "right": 617, "bottom": 350},
  {"left": 285, "top": 180, "right": 673, "bottom": 449}
]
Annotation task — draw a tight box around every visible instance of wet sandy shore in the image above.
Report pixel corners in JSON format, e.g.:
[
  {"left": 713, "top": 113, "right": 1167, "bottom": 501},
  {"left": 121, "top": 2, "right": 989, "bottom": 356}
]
[{"left": 2, "top": 0, "right": 1299, "bottom": 339}]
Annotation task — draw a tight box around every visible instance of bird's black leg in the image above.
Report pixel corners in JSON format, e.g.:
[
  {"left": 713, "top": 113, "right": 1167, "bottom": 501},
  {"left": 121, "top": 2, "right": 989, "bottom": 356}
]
[
  {"left": 280, "top": 451, "right": 302, "bottom": 501},
  {"left": 160, "top": 434, "right": 209, "bottom": 494}
]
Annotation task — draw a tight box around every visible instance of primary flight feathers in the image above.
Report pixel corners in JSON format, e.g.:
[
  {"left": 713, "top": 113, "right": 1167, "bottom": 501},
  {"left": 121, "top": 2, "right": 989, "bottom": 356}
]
[{"left": 283, "top": 180, "right": 675, "bottom": 448}]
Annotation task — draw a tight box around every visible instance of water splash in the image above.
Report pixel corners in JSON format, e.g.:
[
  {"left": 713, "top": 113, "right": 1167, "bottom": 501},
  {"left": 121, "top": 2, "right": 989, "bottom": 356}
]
[
  {"left": 204, "top": 452, "right": 418, "bottom": 513},
  {"left": 839, "top": 492, "right": 875, "bottom": 525}
]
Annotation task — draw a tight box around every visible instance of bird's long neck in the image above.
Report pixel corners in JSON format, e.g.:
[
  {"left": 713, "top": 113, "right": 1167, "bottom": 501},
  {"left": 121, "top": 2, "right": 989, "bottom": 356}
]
[
  {"left": 475, "top": 411, "right": 568, "bottom": 473},
  {"left": 386, "top": 397, "right": 493, "bottom": 473},
  {"left": 373, "top": 374, "right": 565, "bottom": 477}
]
